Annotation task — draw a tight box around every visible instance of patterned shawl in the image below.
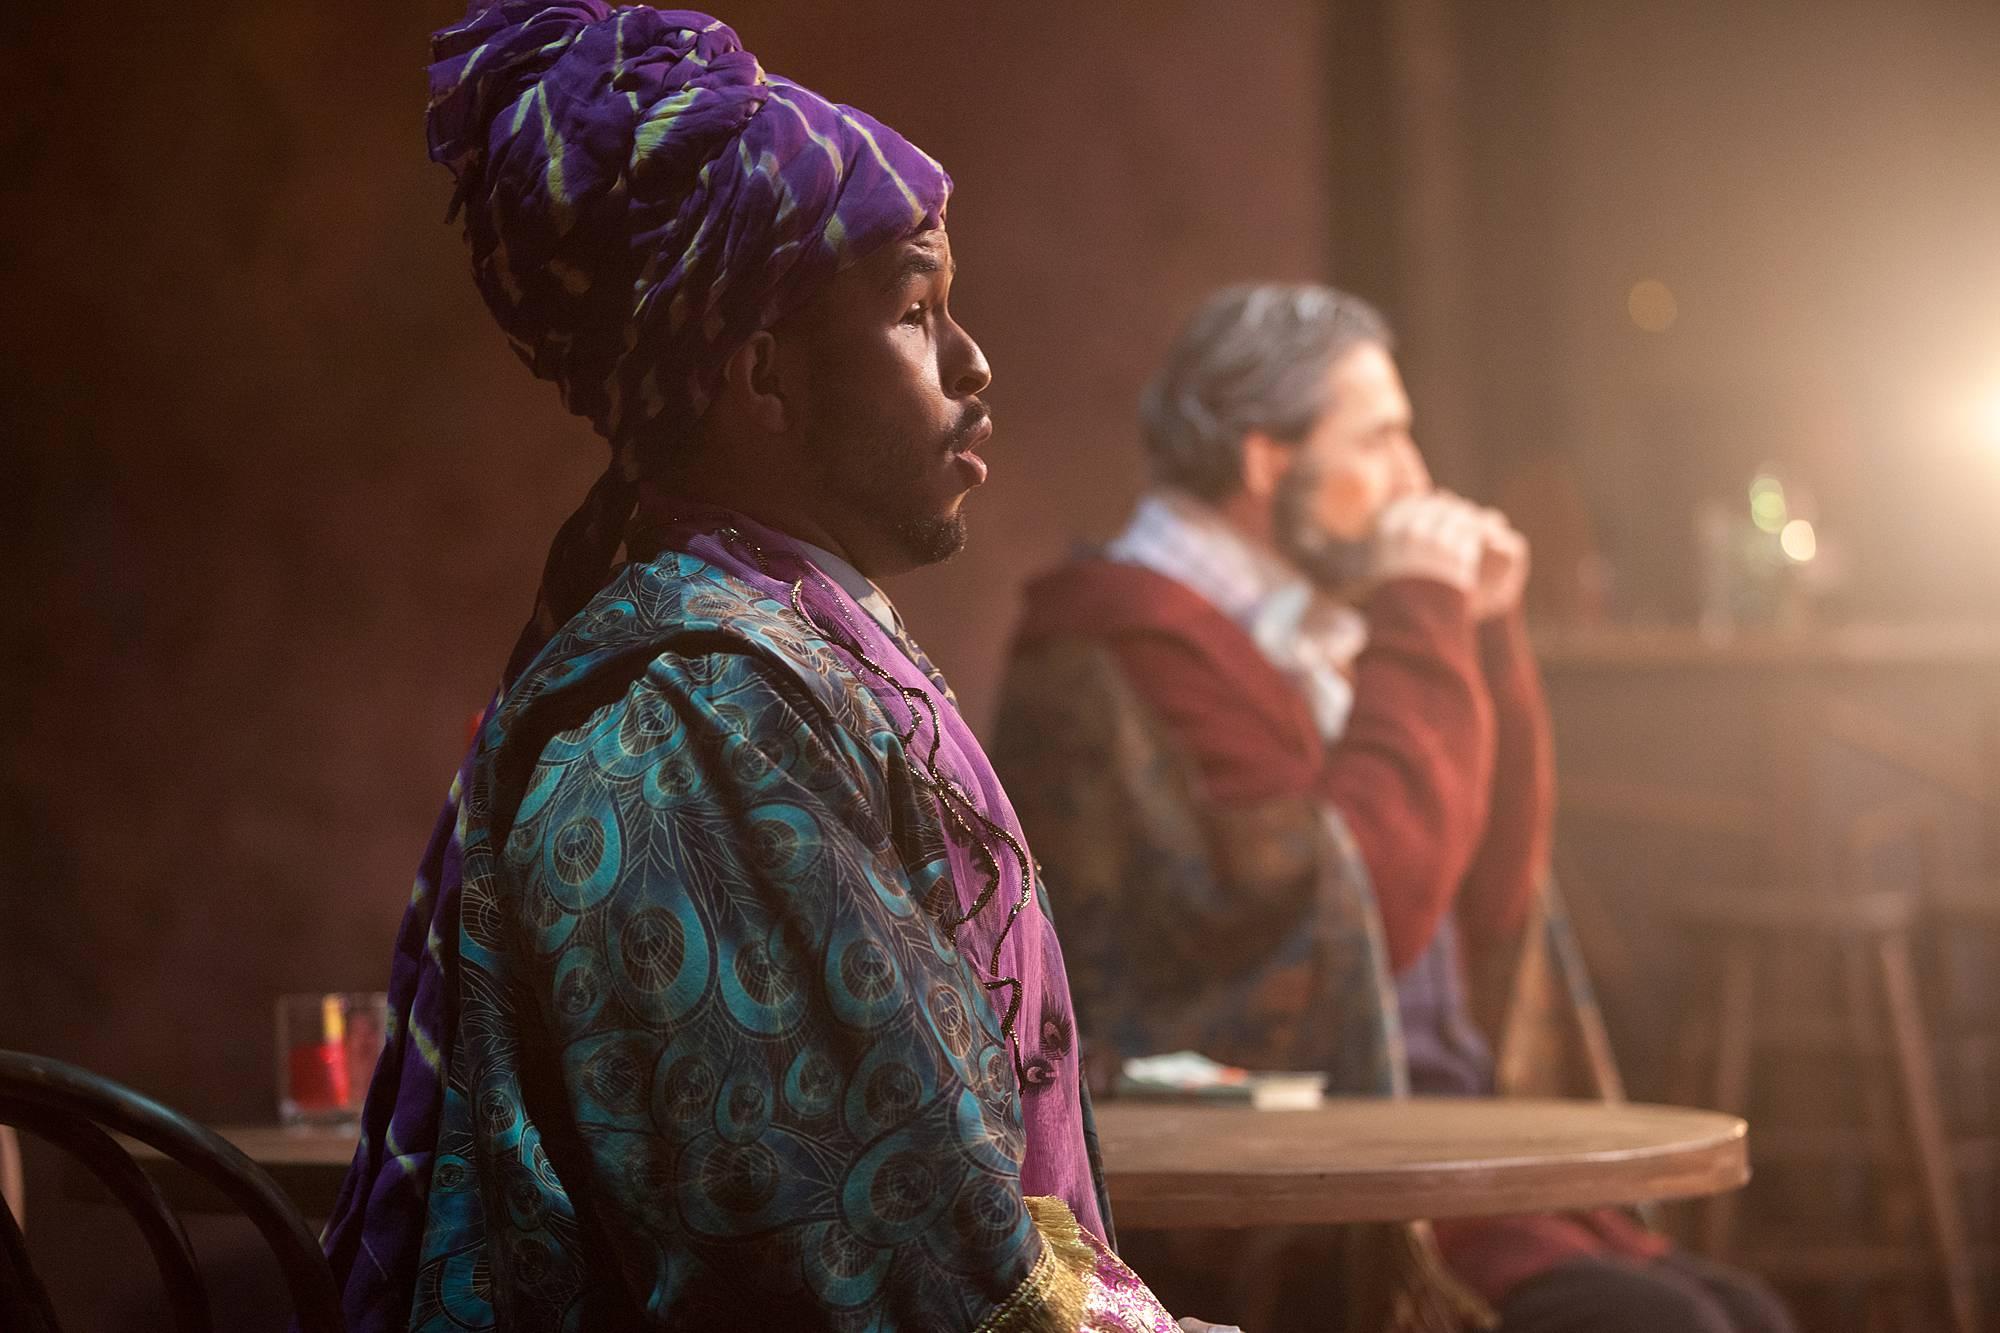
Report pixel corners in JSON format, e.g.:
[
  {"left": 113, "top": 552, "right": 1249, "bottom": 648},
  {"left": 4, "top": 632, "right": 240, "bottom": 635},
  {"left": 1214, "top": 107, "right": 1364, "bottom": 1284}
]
[{"left": 322, "top": 505, "right": 1172, "bottom": 1329}]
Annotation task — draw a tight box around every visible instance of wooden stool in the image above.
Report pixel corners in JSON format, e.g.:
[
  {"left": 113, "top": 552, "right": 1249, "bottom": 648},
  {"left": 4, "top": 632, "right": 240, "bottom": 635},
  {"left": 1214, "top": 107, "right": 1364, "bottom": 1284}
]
[
  {"left": 1667, "top": 887, "right": 1981, "bottom": 1333},
  {"left": 1927, "top": 884, "right": 2000, "bottom": 1295}
]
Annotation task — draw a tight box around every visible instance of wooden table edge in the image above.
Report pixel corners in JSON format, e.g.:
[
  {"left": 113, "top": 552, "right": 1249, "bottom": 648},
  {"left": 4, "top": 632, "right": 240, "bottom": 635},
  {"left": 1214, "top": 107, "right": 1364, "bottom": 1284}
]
[
  {"left": 1102, "top": 1107, "right": 1748, "bottom": 1230},
  {"left": 61, "top": 1102, "right": 1752, "bottom": 1232}
]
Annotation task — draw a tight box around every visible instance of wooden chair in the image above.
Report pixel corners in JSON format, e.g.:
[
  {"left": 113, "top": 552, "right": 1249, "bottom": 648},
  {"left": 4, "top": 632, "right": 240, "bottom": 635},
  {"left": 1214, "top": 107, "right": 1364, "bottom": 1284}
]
[
  {"left": 1475, "top": 879, "right": 1628, "bottom": 1105},
  {"left": 1665, "top": 886, "right": 1980, "bottom": 1333},
  {"left": 1204, "top": 876, "right": 1640, "bottom": 1333},
  {"left": 0, "top": 1050, "right": 344, "bottom": 1333},
  {"left": 1476, "top": 879, "right": 1663, "bottom": 1242}
]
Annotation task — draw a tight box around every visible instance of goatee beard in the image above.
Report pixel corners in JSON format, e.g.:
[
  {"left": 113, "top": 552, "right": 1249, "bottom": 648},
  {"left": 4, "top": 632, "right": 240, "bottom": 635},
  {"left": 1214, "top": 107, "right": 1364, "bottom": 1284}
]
[
  {"left": 893, "top": 512, "right": 968, "bottom": 566},
  {"left": 1274, "top": 460, "right": 1372, "bottom": 594},
  {"left": 887, "top": 403, "right": 985, "bottom": 566}
]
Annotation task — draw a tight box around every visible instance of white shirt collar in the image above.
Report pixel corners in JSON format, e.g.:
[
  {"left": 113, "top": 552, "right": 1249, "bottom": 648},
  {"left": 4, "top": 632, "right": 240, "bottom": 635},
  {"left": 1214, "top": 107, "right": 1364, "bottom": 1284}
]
[
  {"left": 1105, "top": 490, "right": 1302, "bottom": 625},
  {"left": 792, "top": 538, "right": 906, "bottom": 640},
  {"left": 1105, "top": 489, "right": 1367, "bottom": 740}
]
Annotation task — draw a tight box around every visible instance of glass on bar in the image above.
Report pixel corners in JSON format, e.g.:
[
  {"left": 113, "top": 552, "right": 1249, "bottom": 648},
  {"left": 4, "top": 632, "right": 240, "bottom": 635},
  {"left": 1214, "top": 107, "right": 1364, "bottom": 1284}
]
[{"left": 275, "top": 991, "right": 387, "bottom": 1127}]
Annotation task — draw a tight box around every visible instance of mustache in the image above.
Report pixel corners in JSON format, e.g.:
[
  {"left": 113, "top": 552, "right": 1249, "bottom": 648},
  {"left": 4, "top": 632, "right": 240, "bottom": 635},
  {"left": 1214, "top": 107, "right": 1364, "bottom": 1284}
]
[{"left": 944, "top": 401, "right": 991, "bottom": 449}]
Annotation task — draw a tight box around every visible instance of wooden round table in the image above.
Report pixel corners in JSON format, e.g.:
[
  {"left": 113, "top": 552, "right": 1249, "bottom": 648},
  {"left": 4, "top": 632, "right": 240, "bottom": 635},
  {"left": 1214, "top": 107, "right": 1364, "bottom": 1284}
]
[
  {"left": 72, "top": 1097, "right": 1748, "bottom": 1231},
  {"left": 1092, "top": 1097, "right": 1748, "bottom": 1229}
]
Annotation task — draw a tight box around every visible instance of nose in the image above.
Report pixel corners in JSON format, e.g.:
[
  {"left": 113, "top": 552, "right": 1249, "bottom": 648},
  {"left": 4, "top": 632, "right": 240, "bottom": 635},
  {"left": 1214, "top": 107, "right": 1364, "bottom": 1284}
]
[
  {"left": 1398, "top": 438, "right": 1432, "bottom": 496},
  {"left": 945, "top": 316, "right": 992, "bottom": 399}
]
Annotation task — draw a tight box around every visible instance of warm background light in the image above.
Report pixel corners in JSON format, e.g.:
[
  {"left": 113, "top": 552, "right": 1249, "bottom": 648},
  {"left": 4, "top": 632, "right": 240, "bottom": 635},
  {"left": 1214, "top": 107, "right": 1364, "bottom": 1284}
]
[{"left": 1978, "top": 383, "right": 2000, "bottom": 449}]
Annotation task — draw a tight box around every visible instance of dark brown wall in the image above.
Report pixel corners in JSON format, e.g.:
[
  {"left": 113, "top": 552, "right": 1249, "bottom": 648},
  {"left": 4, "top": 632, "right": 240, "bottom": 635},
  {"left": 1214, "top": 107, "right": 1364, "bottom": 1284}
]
[{"left": 1, "top": 1, "right": 1331, "bottom": 1322}]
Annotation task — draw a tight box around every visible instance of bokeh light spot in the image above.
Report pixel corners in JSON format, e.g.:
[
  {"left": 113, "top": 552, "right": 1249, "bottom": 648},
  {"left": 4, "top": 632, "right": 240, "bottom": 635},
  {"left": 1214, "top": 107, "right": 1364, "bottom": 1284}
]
[
  {"left": 1779, "top": 518, "right": 1818, "bottom": 563},
  {"left": 1749, "top": 474, "right": 1788, "bottom": 533},
  {"left": 1627, "top": 279, "right": 1679, "bottom": 333}
]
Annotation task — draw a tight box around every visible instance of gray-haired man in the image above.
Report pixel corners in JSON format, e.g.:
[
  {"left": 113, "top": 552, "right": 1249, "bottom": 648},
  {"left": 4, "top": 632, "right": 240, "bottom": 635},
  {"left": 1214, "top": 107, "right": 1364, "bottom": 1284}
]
[{"left": 993, "top": 284, "right": 1793, "bottom": 1332}]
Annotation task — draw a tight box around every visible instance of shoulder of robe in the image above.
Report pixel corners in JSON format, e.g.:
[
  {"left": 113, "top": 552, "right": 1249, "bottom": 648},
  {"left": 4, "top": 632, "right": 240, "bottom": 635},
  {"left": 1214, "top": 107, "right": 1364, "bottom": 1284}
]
[{"left": 505, "top": 547, "right": 899, "bottom": 761}]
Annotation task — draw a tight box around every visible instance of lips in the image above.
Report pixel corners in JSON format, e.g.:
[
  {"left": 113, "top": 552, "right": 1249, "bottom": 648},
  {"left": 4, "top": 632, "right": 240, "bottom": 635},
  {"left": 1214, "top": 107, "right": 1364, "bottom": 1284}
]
[
  {"left": 950, "top": 415, "right": 993, "bottom": 486},
  {"left": 953, "top": 449, "right": 990, "bottom": 486}
]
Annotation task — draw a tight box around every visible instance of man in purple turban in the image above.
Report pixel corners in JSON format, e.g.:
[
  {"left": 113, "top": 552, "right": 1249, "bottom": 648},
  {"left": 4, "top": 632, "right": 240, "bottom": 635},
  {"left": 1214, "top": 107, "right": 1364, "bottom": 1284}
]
[{"left": 316, "top": 5, "right": 1219, "bottom": 1330}]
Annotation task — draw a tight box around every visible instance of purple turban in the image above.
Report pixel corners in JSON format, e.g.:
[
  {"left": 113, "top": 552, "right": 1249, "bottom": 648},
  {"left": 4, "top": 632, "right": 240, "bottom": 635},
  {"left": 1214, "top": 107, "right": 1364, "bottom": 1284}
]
[{"left": 425, "top": 4, "right": 953, "bottom": 666}]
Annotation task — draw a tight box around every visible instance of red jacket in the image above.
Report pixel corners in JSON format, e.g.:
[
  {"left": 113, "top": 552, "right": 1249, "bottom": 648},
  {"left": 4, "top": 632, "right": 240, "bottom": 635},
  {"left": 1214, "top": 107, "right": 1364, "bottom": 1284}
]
[
  {"left": 1015, "top": 563, "right": 1545, "bottom": 970},
  {"left": 1015, "top": 558, "right": 1665, "bottom": 1303}
]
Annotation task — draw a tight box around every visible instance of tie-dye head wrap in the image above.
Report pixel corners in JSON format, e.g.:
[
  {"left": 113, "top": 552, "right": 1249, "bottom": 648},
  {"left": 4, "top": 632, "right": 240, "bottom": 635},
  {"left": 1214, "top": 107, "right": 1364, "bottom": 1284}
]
[{"left": 425, "top": 4, "right": 951, "bottom": 670}]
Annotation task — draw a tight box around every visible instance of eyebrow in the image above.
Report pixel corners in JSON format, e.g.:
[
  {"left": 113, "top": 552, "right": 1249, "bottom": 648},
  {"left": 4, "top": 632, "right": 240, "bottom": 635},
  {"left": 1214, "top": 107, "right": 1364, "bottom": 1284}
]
[{"left": 882, "top": 248, "right": 955, "bottom": 294}]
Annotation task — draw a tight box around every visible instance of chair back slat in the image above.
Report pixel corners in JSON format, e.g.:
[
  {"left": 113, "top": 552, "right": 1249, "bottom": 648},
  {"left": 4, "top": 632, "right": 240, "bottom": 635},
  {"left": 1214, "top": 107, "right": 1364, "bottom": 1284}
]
[
  {"left": 0, "top": 1170, "right": 61, "bottom": 1333},
  {"left": 0, "top": 1125, "right": 22, "bottom": 1227},
  {"left": 0, "top": 1096, "right": 213, "bottom": 1333},
  {"left": 0, "top": 1052, "right": 344, "bottom": 1333}
]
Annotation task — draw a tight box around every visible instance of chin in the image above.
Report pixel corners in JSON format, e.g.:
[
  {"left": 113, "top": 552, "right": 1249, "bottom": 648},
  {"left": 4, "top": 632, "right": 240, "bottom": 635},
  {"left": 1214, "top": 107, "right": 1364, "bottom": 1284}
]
[
  {"left": 1280, "top": 525, "right": 1372, "bottom": 592},
  {"left": 893, "top": 511, "right": 968, "bottom": 567}
]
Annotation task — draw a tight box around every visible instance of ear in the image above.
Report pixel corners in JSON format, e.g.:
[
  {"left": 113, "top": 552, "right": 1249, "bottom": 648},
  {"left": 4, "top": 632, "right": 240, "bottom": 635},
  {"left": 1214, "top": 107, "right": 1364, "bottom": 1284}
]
[
  {"left": 1239, "top": 428, "right": 1294, "bottom": 504},
  {"left": 717, "top": 330, "right": 789, "bottom": 434}
]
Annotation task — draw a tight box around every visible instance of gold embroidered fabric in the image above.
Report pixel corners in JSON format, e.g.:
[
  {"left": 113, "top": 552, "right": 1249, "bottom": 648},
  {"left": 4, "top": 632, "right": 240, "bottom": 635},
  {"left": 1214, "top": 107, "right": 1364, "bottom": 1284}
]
[{"left": 975, "top": 1196, "right": 1179, "bottom": 1333}]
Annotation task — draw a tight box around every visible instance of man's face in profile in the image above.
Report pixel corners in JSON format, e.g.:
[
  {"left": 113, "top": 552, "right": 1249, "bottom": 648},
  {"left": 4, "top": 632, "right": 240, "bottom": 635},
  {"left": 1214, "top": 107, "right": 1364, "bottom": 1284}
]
[
  {"left": 776, "top": 229, "right": 994, "bottom": 577},
  {"left": 1275, "top": 340, "right": 1430, "bottom": 590}
]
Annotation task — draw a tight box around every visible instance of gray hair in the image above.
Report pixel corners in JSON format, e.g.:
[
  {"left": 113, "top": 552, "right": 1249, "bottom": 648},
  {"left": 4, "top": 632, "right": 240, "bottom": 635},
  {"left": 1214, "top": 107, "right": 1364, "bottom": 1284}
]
[{"left": 1139, "top": 283, "right": 1392, "bottom": 500}]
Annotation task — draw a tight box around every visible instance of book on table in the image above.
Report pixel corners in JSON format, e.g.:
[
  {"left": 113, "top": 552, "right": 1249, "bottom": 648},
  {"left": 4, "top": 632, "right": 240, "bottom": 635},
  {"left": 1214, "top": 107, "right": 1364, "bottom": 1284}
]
[{"left": 1116, "top": 1050, "right": 1328, "bottom": 1111}]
